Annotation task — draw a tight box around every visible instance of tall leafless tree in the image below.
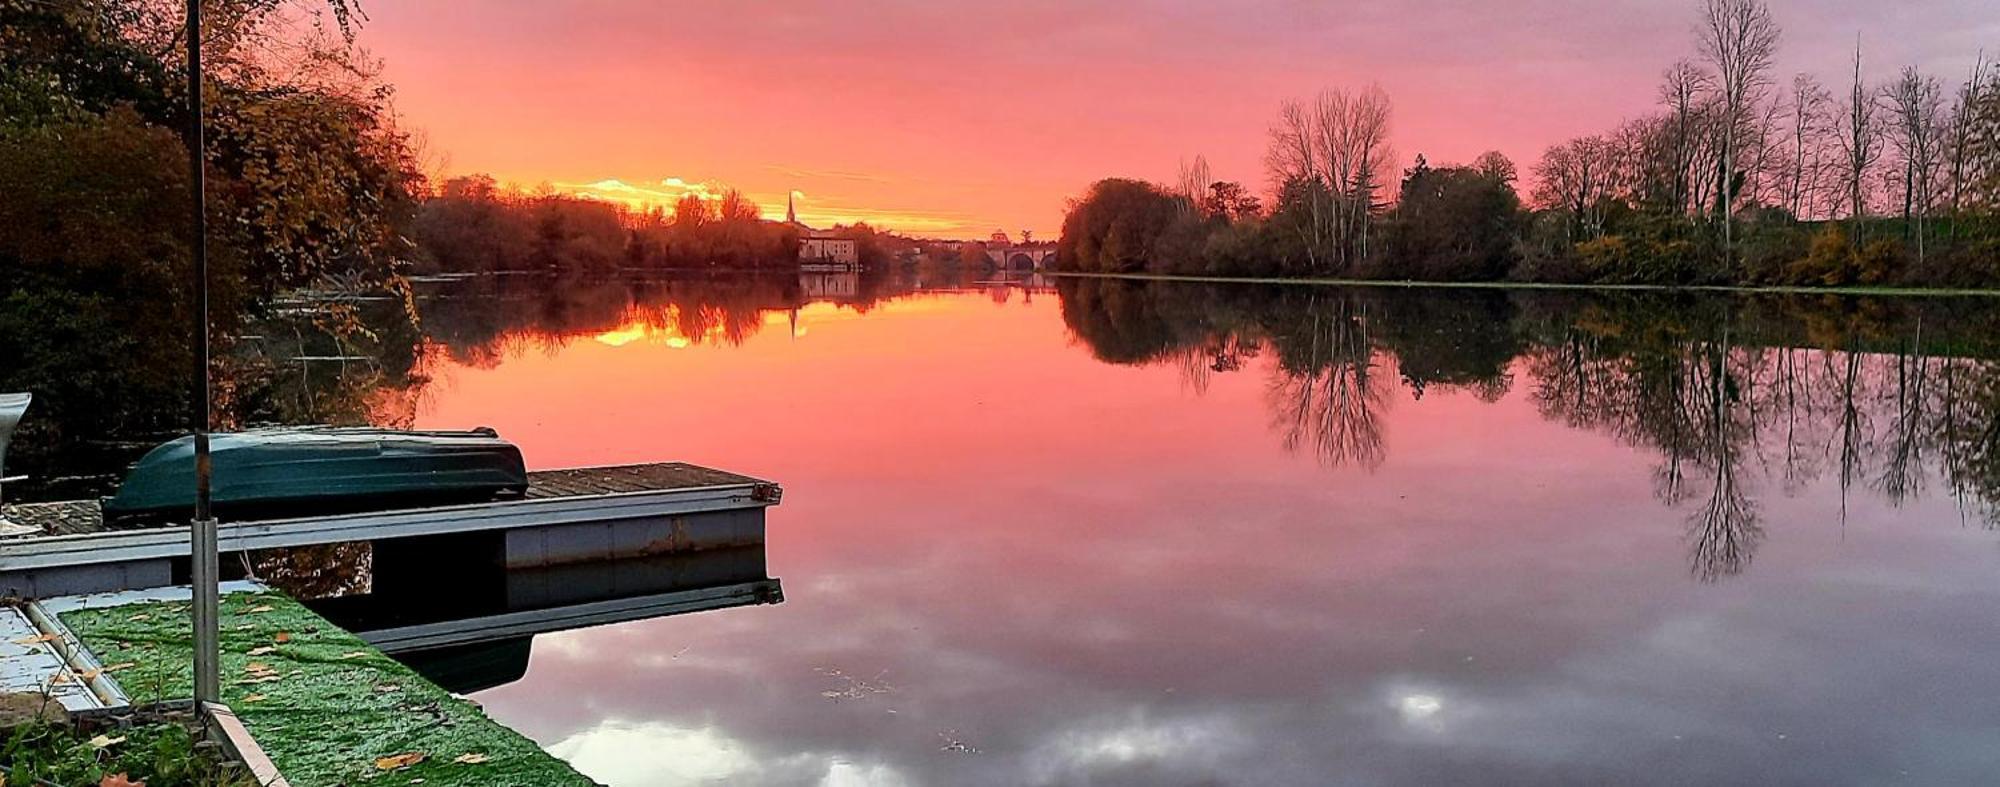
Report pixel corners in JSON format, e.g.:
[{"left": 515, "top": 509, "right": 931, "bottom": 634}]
[
  {"left": 1944, "top": 55, "right": 1989, "bottom": 222},
  {"left": 1533, "top": 136, "right": 1615, "bottom": 241},
  {"left": 1176, "top": 154, "right": 1213, "bottom": 218},
  {"left": 1837, "top": 40, "right": 1883, "bottom": 236},
  {"left": 1783, "top": 73, "right": 1832, "bottom": 218},
  {"left": 1660, "top": 60, "right": 1715, "bottom": 219},
  {"left": 1264, "top": 86, "right": 1395, "bottom": 271},
  {"left": 1885, "top": 67, "right": 1947, "bottom": 263},
  {"left": 1697, "top": 0, "right": 1781, "bottom": 263},
  {"left": 1266, "top": 100, "right": 1325, "bottom": 263}
]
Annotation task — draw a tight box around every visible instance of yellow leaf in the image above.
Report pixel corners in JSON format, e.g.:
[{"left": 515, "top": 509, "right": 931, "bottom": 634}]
[
  {"left": 246, "top": 646, "right": 276, "bottom": 656},
  {"left": 375, "top": 752, "right": 426, "bottom": 770},
  {"left": 273, "top": 632, "right": 291, "bottom": 643},
  {"left": 242, "top": 693, "right": 266, "bottom": 703},
  {"left": 452, "top": 753, "right": 489, "bottom": 764},
  {"left": 248, "top": 605, "right": 275, "bottom": 614},
  {"left": 246, "top": 662, "right": 272, "bottom": 673},
  {"left": 339, "top": 651, "right": 369, "bottom": 660},
  {"left": 126, "top": 614, "right": 150, "bottom": 622},
  {"left": 11, "top": 634, "right": 56, "bottom": 645},
  {"left": 101, "top": 662, "right": 136, "bottom": 672},
  {"left": 87, "top": 734, "right": 126, "bottom": 748}
]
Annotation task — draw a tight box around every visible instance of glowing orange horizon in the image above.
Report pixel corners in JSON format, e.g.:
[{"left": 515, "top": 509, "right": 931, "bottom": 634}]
[{"left": 366, "top": 1, "right": 1988, "bottom": 241}]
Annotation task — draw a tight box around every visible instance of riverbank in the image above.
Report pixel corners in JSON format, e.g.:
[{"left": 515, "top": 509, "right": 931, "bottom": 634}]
[{"left": 1042, "top": 270, "right": 2000, "bottom": 298}]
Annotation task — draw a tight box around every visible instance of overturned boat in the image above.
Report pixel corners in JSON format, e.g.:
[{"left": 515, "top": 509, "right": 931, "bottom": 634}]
[{"left": 102, "top": 427, "right": 529, "bottom": 524}]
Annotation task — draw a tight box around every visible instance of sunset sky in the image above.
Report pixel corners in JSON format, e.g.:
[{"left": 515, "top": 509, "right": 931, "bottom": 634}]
[{"left": 361, "top": 1, "right": 1995, "bottom": 238}]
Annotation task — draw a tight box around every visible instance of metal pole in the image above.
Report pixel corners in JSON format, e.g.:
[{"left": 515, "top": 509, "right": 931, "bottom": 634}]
[{"left": 186, "top": 0, "right": 220, "bottom": 706}]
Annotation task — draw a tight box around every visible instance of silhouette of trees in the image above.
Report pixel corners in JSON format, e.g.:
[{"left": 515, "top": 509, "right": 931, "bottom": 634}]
[
  {"left": 1379, "top": 155, "right": 1524, "bottom": 280},
  {"left": 1055, "top": 179, "right": 1184, "bottom": 273},
  {"left": 1056, "top": 0, "right": 2000, "bottom": 288},
  {"left": 1697, "top": 0, "right": 1781, "bottom": 264}
]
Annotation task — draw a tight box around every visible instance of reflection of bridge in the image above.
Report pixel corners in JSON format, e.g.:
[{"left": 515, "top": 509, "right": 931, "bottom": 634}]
[{"left": 986, "top": 245, "right": 1057, "bottom": 270}]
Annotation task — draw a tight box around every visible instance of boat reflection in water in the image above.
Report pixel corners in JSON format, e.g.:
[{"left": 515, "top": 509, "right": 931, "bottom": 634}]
[{"left": 266, "top": 534, "right": 782, "bottom": 694}]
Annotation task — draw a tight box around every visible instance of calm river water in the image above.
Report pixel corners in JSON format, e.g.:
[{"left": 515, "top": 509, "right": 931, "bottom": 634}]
[{"left": 319, "top": 275, "right": 2000, "bottom": 786}]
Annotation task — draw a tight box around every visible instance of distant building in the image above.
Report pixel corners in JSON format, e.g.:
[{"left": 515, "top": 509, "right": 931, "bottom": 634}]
[{"left": 789, "top": 193, "right": 859, "bottom": 269}]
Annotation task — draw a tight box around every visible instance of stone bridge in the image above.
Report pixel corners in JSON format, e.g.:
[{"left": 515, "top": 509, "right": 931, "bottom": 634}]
[{"left": 986, "top": 246, "right": 1058, "bottom": 270}]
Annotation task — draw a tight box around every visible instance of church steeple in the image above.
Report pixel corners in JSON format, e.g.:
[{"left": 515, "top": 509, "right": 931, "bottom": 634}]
[{"left": 786, "top": 191, "right": 797, "bottom": 225}]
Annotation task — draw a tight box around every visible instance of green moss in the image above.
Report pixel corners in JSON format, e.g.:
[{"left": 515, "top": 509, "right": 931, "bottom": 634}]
[{"left": 60, "top": 592, "right": 595, "bottom": 787}]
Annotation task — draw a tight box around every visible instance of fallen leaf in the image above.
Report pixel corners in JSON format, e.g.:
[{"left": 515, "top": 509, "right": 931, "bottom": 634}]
[
  {"left": 87, "top": 734, "right": 126, "bottom": 748},
  {"left": 247, "top": 605, "right": 274, "bottom": 614},
  {"left": 99, "top": 774, "right": 143, "bottom": 787},
  {"left": 245, "top": 662, "right": 272, "bottom": 673},
  {"left": 48, "top": 672, "right": 71, "bottom": 684},
  {"left": 11, "top": 634, "right": 56, "bottom": 645},
  {"left": 374, "top": 684, "right": 401, "bottom": 693},
  {"left": 242, "top": 693, "right": 265, "bottom": 703},
  {"left": 246, "top": 646, "right": 276, "bottom": 656},
  {"left": 375, "top": 752, "right": 426, "bottom": 770},
  {"left": 126, "top": 613, "right": 150, "bottom": 622},
  {"left": 339, "top": 651, "right": 369, "bottom": 660},
  {"left": 452, "top": 753, "right": 489, "bottom": 764},
  {"left": 101, "top": 662, "right": 136, "bottom": 672},
  {"left": 273, "top": 632, "right": 291, "bottom": 643}
]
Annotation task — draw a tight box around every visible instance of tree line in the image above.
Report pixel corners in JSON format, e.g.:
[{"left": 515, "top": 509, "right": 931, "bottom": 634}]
[
  {"left": 1058, "top": 0, "right": 2000, "bottom": 288},
  {"left": 0, "top": 0, "right": 921, "bottom": 448},
  {"left": 411, "top": 175, "right": 869, "bottom": 275}
]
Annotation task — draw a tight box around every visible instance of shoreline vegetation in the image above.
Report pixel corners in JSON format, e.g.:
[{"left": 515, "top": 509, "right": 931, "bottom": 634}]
[
  {"left": 1043, "top": 270, "right": 2000, "bottom": 298},
  {"left": 1054, "top": 0, "right": 2000, "bottom": 291}
]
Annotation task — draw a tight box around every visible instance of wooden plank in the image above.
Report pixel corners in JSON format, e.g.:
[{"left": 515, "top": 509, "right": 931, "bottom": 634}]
[
  {"left": 204, "top": 702, "right": 292, "bottom": 787},
  {"left": 0, "top": 462, "right": 775, "bottom": 541},
  {"left": 0, "top": 482, "right": 777, "bottom": 572}
]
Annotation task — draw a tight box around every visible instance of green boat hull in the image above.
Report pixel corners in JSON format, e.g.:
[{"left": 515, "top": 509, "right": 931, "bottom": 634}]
[{"left": 102, "top": 427, "right": 528, "bottom": 523}]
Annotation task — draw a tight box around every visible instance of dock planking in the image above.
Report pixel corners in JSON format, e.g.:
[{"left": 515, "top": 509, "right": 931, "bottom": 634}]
[
  {"left": 0, "top": 462, "right": 782, "bottom": 597},
  {"left": 0, "top": 461, "right": 772, "bottom": 540}
]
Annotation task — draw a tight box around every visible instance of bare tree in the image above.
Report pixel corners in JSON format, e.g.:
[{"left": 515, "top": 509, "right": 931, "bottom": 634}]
[
  {"left": 1264, "top": 86, "right": 1395, "bottom": 270},
  {"left": 1885, "top": 67, "right": 1947, "bottom": 263},
  {"left": 1837, "top": 40, "right": 1883, "bottom": 233},
  {"left": 1697, "top": 0, "right": 1782, "bottom": 263},
  {"left": 1783, "top": 73, "right": 1833, "bottom": 218},
  {"left": 1176, "top": 154, "right": 1213, "bottom": 218},
  {"left": 1313, "top": 86, "right": 1396, "bottom": 267},
  {"left": 1661, "top": 60, "right": 1716, "bottom": 219},
  {"left": 1533, "top": 136, "right": 1615, "bottom": 240},
  {"left": 1266, "top": 100, "right": 1325, "bottom": 261},
  {"left": 1944, "top": 55, "right": 1989, "bottom": 222}
]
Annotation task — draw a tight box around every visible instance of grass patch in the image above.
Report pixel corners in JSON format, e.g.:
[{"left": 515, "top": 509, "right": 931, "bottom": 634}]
[
  {"left": 58, "top": 591, "right": 592, "bottom": 787},
  {"left": 2, "top": 716, "right": 251, "bottom": 786}
]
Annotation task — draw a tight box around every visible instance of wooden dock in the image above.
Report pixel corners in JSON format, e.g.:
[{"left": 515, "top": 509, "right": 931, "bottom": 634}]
[{"left": 0, "top": 462, "right": 782, "bottom": 598}]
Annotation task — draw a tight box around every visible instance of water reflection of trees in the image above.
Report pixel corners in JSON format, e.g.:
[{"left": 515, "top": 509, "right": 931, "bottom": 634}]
[
  {"left": 1059, "top": 278, "right": 2000, "bottom": 581},
  {"left": 0, "top": 270, "right": 963, "bottom": 501}
]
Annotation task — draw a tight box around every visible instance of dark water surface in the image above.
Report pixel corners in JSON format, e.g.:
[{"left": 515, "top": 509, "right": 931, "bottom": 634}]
[{"left": 353, "top": 277, "right": 2000, "bottom": 786}]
